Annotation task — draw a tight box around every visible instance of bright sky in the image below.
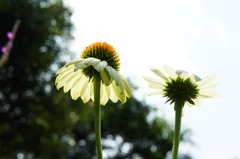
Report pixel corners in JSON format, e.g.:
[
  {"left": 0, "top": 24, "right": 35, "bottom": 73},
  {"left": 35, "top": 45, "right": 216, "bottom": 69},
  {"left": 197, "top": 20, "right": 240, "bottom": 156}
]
[{"left": 64, "top": 0, "right": 240, "bottom": 158}]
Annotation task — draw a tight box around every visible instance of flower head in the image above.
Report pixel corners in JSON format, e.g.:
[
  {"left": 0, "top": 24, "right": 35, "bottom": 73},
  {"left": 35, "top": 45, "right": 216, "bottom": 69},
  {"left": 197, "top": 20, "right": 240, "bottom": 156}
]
[
  {"left": 55, "top": 42, "right": 131, "bottom": 105},
  {"left": 143, "top": 65, "right": 220, "bottom": 108}
]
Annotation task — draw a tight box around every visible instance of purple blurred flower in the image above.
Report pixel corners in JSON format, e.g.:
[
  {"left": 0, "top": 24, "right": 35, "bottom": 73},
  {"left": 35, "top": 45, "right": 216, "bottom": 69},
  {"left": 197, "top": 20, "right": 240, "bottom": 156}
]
[
  {"left": 7, "top": 32, "right": 14, "bottom": 39},
  {"left": 1, "top": 47, "right": 7, "bottom": 53}
]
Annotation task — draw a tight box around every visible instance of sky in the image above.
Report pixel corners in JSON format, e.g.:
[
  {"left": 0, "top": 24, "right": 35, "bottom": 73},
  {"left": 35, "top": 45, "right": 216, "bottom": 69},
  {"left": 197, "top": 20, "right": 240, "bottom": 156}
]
[{"left": 64, "top": 0, "right": 240, "bottom": 158}]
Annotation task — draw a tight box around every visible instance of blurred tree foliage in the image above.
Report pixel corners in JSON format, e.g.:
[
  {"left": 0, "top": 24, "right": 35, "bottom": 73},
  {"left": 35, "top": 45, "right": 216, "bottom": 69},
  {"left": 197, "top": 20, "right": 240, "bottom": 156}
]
[
  {"left": 0, "top": 0, "right": 192, "bottom": 159},
  {"left": 0, "top": 0, "right": 75, "bottom": 158}
]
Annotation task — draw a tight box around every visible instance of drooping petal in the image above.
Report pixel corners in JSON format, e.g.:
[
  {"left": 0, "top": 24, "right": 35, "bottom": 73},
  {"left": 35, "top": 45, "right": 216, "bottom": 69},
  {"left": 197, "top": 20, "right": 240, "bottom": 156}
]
[
  {"left": 70, "top": 76, "right": 88, "bottom": 100},
  {"left": 108, "top": 66, "right": 124, "bottom": 94},
  {"left": 93, "top": 61, "right": 108, "bottom": 71},
  {"left": 103, "top": 84, "right": 111, "bottom": 99},
  {"left": 56, "top": 65, "right": 75, "bottom": 84},
  {"left": 70, "top": 81, "right": 81, "bottom": 100},
  {"left": 80, "top": 78, "right": 90, "bottom": 97},
  {"left": 56, "top": 71, "right": 75, "bottom": 90},
  {"left": 109, "top": 86, "right": 119, "bottom": 103},
  {"left": 56, "top": 66, "right": 66, "bottom": 75},
  {"left": 121, "top": 76, "right": 132, "bottom": 98},
  {"left": 100, "top": 85, "right": 109, "bottom": 105},
  {"left": 83, "top": 57, "right": 100, "bottom": 65},
  {"left": 74, "top": 61, "right": 89, "bottom": 71},
  {"left": 100, "top": 66, "right": 113, "bottom": 85},
  {"left": 65, "top": 58, "right": 84, "bottom": 67},
  {"left": 81, "top": 80, "right": 92, "bottom": 103},
  {"left": 63, "top": 71, "right": 82, "bottom": 93},
  {"left": 56, "top": 60, "right": 80, "bottom": 75},
  {"left": 111, "top": 81, "right": 126, "bottom": 103},
  {"left": 118, "top": 91, "right": 126, "bottom": 103}
]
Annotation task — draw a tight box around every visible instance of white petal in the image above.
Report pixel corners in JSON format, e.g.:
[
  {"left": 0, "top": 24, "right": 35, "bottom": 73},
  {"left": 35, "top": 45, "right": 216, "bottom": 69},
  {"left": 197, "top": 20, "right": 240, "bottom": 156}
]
[
  {"left": 193, "top": 99, "right": 202, "bottom": 107},
  {"left": 111, "top": 81, "right": 126, "bottom": 103},
  {"left": 199, "top": 83, "right": 219, "bottom": 90},
  {"left": 93, "top": 61, "right": 108, "bottom": 71},
  {"left": 109, "top": 86, "right": 119, "bottom": 103},
  {"left": 192, "top": 74, "right": 201, "bottom": 82},
  {"left": 70, "top": 76, "right": 88, "bottom": 100},
  {"left": 118, "top": 91, "right": 126, "bottom": 103},
  {"left": 80, "top": 79, "right": 90, "bottom": 97},
  {"left": 74, "top": 62, "right": 88, "bottom": 71},
  {"left": 70, "top": 82, "right": 81, "bottom": 100},
  {"left": 148, "top": 83, "right": 165, "bottom": 90},
  {"left": 81, "top": 80, "right": 92, "bottom": 103},
  {"left": 180, "top": 71, "right": 188, "bottom": 80},
  {"left": 163, "top": 65, "right": 177, "bottom": 79},
  {"left": 56, "top": 66, "right": 66, "bottom": 75},
  {"left": 71, "top": 74, "right": 84, "bottom": 90},
  {"left": 100, "top": 85, "right": 109, "bottom": 105},
  {"left": 148, "top": 90, "right": 163, "bottom": 96},
  {"left": 143, "top": 76, "right": 165, "bottom": 85},
  {"left": 100, "top": 67, "right": 113, "bottom": 86},
  {"left": 56, "top": 59, "right": 82, "bottom": 75},
  {"left": 56, "top": 71, "right": 75, "bottom": 90},
  {"left": 196, "top": 95, "right": 209, "bottom": 99},
  {"left": 121, "top": 77, "right": 132, "bottom": 98},
  {"left": 150, "top": 68, "right": 168, "bottom": 81},
  {"left": 83, "top": 57, "right": 100, "bottom": 65},
  {"left": 63, "top": 71, "right": 81, "bottom": 93},
  {"left": 190, "top": 75, "right": 197, "bottom": 83},
  {"left": 199, "top": 89, "right": 221, "bottom": 98},
  {"left": 66, "top": 58, "right": 84, "bottom": 66},
  {"left": 198, "top": 75, "right": 217, "bottom": 86},
  {"left": 56, "top": 65, "right": 75, "bottom": 84},
  {"left": 108, "top": 67, "right": 124, "bottom": 94},
  {"left": 103, "top": 84, "right": 111, "bottom": 99}
]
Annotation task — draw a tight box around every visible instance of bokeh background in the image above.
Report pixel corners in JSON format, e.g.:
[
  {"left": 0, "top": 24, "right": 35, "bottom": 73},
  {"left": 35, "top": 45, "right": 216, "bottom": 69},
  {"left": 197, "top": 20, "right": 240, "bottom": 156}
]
[{"left": 0, "top": 0, "right": 239, "bottom": 159}]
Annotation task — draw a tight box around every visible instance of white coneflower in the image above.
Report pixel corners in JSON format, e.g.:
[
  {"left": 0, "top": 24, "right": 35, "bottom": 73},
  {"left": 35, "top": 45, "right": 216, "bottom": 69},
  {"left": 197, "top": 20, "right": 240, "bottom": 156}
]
[
  {"left": 56, "top": 42, "right": 131, "bottom": 105},
  {"left": 143, "top": 65, "right": 220, "bottom": 109},
  {"left": 55, "top": 42, "right": 131, "bottom": 159},
  {"left": 143, "top": 65, "right": 220, "bottom": 159}
]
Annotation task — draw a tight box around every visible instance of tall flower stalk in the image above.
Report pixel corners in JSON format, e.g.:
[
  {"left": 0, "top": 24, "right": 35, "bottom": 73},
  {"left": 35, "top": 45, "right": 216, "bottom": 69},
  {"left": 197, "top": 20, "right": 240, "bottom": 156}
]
[
  {"left": 94, "top": 74, "right": 102, "bottom": 158},
  {"left": 172, "top": 100, "right": 183, "bottom": 159},
  {"left": 0, "top": 19, "right": 21, "bottom": 68},
  {"left": 144, "top": 65, "right": 220, "bottom": 159},
  {"left": 55, "top": 42, "right": 131, "bottom": 159}
]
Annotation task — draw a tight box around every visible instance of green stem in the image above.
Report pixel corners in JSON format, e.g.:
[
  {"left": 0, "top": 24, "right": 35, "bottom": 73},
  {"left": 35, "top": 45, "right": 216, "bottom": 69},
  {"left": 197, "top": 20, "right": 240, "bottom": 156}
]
[
  {"left": 172, "top": 101, "right": 184, "bottom": 159},
  {"left": 94, "top": 75, "right": 103, "bottom": 159}
]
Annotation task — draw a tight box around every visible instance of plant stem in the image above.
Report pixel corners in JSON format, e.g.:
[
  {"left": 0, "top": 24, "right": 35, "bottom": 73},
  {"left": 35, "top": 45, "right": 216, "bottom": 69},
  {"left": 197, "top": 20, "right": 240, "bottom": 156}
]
[
  {"left": 172, "top": 101, "right": 184, "bottom": 159},
  {"left": 94, "top": 75, "right": 103, "bottom": 159}
]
